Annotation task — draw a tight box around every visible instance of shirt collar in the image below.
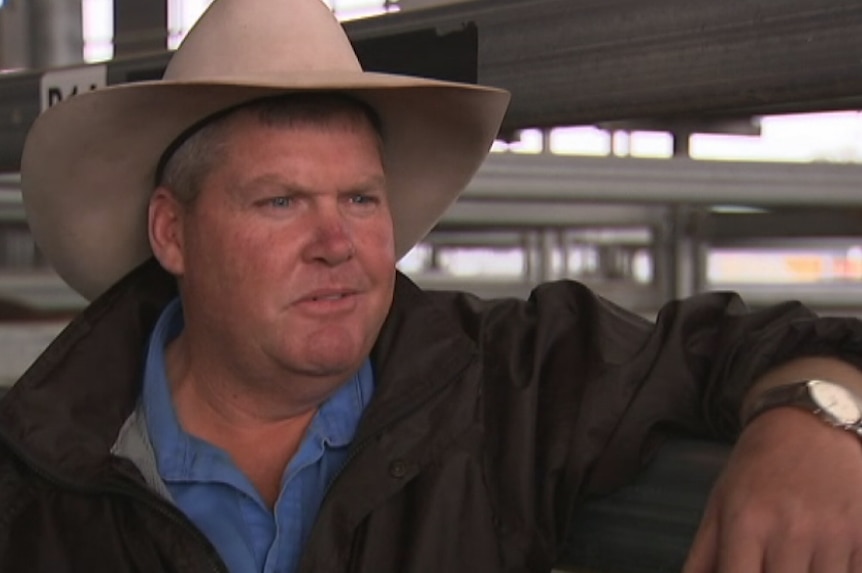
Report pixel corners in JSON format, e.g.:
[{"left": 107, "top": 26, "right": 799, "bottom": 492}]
[
  {"left": 311, "top": 359, "right": 373, "bottom": 449},
  {"left": 141, "top": 297, "right": 191, "bottom": 477}
]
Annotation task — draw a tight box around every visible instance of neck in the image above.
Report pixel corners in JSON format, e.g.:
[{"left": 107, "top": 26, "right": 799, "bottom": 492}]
[
  {"left": 164, "top": 334, "right": 329, "bottom": 507},
  {"left": 167, "top": 323, "right": 354, "bottom": 416}
]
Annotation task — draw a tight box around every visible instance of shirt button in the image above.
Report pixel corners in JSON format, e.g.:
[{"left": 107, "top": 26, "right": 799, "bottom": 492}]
[{"left": 389, "top": 459, "right": 408, "bottom": 478}]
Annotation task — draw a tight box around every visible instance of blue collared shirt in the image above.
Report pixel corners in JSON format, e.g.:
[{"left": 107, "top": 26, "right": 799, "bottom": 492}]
[{"left": 142, "top": 298, "right": 374, "bottom": 573}]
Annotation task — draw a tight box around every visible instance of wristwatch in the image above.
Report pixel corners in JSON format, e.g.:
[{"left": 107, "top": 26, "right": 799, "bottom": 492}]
[{"left": 743, "top": 379, "right": 862, "bottom": 436}]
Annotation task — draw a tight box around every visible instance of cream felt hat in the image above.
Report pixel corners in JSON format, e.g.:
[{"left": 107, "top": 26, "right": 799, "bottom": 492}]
[{"left": 20, "top": 0, "right": 509, "bottom": 300}]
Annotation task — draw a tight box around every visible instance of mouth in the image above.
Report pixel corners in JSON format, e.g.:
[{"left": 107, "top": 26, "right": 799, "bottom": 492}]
[
  {"left": 309, "top": 293, "right": 351, "bottom": 302},
  {"left": 293, "top": 291, "right": 358, "bottom": 317},
  {"left": 294, "top": 289, "right": 361, "bottom": 314}
]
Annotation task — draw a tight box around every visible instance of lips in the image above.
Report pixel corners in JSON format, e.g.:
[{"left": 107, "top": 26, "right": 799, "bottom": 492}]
[
  {"left": 312, "top": 294, "right": 346, "bottom": 301},
  {"left": 299, "top": 288, "right": 358, "bottom": 303}
]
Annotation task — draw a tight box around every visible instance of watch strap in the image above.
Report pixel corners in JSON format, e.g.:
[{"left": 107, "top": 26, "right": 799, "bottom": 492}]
[
  {"left": 742, "top": 381, "right": 814, "bottom": 426},
  {"left": 743, "top": 380, "right": 862, "bottom": 438}
]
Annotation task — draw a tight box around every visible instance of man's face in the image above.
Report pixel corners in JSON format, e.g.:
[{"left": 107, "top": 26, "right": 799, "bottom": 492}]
[{"left": 170, "top": 111, "right": 395, "bottom": 386}]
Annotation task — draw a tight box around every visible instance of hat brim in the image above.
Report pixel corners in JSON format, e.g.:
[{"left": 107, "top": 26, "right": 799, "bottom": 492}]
[{"left": 21, "top": 72, "right": 509, "bottom": 300}]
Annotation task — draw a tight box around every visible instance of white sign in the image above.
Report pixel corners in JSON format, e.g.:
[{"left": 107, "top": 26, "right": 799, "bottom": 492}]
[{"left": 39, "top": 65, "right": 107, "bottom": 111}]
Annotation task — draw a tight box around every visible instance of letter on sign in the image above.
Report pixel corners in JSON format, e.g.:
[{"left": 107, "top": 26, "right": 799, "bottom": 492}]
[{"left": 40, "top": 65, "right": 107, "bottom": 111}]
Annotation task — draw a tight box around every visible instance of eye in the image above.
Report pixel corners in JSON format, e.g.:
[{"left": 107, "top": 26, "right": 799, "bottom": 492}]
[
  {"left": 349, "top": 193, "right": 379, "bottom": 206},
  {"left": 268, "top": 196, "right": 293, "bottom": 208}
]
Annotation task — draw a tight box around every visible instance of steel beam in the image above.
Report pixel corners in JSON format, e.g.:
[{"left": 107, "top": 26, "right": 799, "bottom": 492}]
[
  {"left": 443, "top": 200, "right": 666, "bottom": 227},
  {"left": 3, "top": 151, "right": 862, "bottom": 208},
  {"left": 348, "top": 0, "right": 862, "bottom": 130},
  {"left": 1, "top": 0, "right": 861, "bottom": 171},
  {"left": 464, "top": 153, "right": 862, "bottom": 207},
  {"left": 704, "top": 211, "right": 862, "bottom": 242}
]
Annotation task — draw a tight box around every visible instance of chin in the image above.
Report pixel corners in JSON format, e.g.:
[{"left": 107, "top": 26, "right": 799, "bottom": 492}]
[
  {"left": 288, "top": 333, "right": 366, "bottom": 376},
  {"left": 282, "top": 353, "right": 361, "bottom": 381}
]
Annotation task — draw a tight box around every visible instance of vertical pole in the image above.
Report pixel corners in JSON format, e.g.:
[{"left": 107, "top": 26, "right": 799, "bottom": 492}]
[
  {"left": 0, "top": 0, "right": 29, "bottom": 69},
  {"left": 114, "top": 0, "right": 166, "bottom": 58},
  {"left": 0, "top": 0, "right": 84, "bottom": 70},
  {"left": 30, "top": 0, "right": 84, "bottom": 68}
]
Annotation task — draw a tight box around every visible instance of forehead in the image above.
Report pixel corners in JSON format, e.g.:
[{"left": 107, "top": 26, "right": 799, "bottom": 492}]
[
  {"left": 206, "top": 109, "right": 386, "bottom": 195},
  {"left": 230, "top": 104, "right": 378, "bottom": 138},
  {"left": 218, "top": 102, "right": 385, "bottom": 160},
  {"left": 159, "top": 94, "right": 385, "bottom": 178},
  {"left": 221, "top": 107, "right": 384, "bottom": 165},
  {"left": 222, "top": 94, "right": 381, "bottom": 139}
]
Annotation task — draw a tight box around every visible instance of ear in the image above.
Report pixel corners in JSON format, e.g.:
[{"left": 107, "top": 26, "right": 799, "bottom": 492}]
[{"left": 148, "top": 186, "right": 186, "bottom": 276}]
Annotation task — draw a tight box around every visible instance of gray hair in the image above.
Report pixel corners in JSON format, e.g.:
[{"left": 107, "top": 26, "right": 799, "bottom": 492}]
[{"left": 157, "top": 93, "right": 385, "bottom": 204}]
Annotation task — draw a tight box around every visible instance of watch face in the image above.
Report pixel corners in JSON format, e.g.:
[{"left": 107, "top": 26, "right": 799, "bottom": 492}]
[{"left": 810, "top": 380, "right": 862, "bottom": 425}]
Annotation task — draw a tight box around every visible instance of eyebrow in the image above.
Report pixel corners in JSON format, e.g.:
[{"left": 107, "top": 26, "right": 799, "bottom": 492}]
[
  {"left": 232, "top": 173, "right": 387, "bottom": 198},
  {"left": 343, "top": 174, "right": 387, "bottom": 195}
]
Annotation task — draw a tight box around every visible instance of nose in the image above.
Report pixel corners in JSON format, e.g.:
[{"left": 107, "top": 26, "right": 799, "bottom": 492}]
[{"left": 302, "top": 205, "right": 355, "bottom": 266}]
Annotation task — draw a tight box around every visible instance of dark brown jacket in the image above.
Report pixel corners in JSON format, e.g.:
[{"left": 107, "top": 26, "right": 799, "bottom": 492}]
[{"left": 0, "top": 260, "right": 860, "bottom": 573}]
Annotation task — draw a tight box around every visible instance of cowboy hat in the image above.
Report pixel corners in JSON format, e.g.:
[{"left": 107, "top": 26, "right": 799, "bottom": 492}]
[{"left": 20, "top": 0, "right": 510, "bottom": 300}]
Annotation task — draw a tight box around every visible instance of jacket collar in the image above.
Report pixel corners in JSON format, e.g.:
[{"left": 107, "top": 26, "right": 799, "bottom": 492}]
[
  {"left": 361, "top": 274, "right": 477, "bottom": 442},
  {"left": 0, "top": 259, "right": 176, "bottom": 483},
  {"left": 0, "top": 261, "right": 477, "bottom": 487}
]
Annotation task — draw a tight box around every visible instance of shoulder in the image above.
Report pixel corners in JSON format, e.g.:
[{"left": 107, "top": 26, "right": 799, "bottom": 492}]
[{"left": 416, "top": 277, "right": 652, "bottom": 343}]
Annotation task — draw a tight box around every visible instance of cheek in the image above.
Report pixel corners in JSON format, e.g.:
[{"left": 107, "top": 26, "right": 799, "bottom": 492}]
[
  {"left": 359, "top": 219, "right": 396, "bottom": 274},
  {"left": 362, "top": 219, "right": 397, "bottom": 311},
  {"left": 228, "top": 230, "right": 300, "bottom": 290},
  {"left": 187, "top": 219, "right": 282, "bottom": 290},
  {"left": 360, "top": 210, "right": 396, "bottom": 253}
]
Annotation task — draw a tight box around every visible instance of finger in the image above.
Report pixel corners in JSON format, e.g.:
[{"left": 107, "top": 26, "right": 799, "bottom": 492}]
[
  {"left": 682, "top": 512, "right": 718, "bottom": 573},
  {"left": 762, "top": 534, "right": 811, "bottom": 573},
  {"left": 713, "top": 520, "right": 764, "bottom": 573},
  {"left": 811, "top": 541, "right": 851, "bottom": 573},
  {"left": 851, "top": 547, "right": 862, "bottom": 573}
]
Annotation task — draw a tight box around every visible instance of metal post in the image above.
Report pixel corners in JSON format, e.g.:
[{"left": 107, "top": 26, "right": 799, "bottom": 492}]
[
  {"left": 29, "top": 0, "right": 84, "bottom": 68},
  {"left": 672, "top": 130, "right": 691, "bottom": 158},
  {"left": 541, "top": 229, "right": 557, "bottom": 281},
  {"left": 558, "top": 229, "right": 569, "bottom": 278},
  {"left": 0, "top": 1, "right": 29, "bottom": 70},
  {"left": 660, "top": 209, "right": 681, "bottom": 300},
  {"left": 114, "top": 0, "right": 166, "bottom": 58},
  {"left": 0, "top": 0, "right": 83, "bottom": 70},
  {"left": 524, "top": 231, "right": 542, "bottom": 284}
]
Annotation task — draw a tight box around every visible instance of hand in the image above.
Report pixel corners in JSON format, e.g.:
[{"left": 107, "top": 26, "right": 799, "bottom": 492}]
[{"left": 683, "top": 407, "right": 862, "bottom": 572}]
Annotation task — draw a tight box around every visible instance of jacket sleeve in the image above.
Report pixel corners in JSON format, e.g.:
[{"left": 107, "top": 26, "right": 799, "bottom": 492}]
[
  {"left": 583, "top": 287, "right": 862, "bottom": 489},
  {"left": 468, "top": 279, "right": 862, "bottom": 562}
]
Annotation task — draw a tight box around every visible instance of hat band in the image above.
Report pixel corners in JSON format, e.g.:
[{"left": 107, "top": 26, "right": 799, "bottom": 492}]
[{"left": 153, "top": 103, "right": 246, "bottom": 187}]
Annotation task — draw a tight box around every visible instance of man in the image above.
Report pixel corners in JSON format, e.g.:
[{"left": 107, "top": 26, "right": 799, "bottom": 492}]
[{"left": 4, "top": 0, "right": 862, "bottom": 571}]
